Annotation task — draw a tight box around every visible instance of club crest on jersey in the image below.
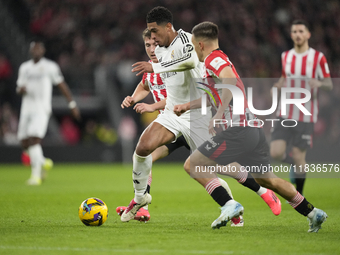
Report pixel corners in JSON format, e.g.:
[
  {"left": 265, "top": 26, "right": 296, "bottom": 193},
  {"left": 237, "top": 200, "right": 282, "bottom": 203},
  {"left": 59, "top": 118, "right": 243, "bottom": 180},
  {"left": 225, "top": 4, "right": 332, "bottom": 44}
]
[
  {"left": 171, "top": 50, "right": 175, "bottom": 59},
  {"left": 183, "top": 44, "right": 194, "bottom": 54}
]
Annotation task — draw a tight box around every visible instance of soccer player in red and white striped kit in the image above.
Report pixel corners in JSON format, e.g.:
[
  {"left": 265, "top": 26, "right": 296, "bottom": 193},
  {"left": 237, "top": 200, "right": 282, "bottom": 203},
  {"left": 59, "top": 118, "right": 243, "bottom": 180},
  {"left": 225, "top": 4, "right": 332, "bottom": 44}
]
[
  {"left": 270, "top": 20, "right": 333, "bottom": 194},
  {"left": 179, "top": 21, "right": 327, "bottom": 232}
]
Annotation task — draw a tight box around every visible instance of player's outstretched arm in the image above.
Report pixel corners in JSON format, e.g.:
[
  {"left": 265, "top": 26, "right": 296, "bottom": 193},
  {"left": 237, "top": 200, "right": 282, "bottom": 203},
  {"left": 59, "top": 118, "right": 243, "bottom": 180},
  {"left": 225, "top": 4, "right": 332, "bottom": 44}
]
[
  {"left": 209, "top": 66, "right": 236, "bottom": 135},
  {"left": 309, "top": 77, "right": 333, "bottom": 90},
  {"left": 272, "top": 76, "right": 285, "bottom": 94},
  {"left": 121, "top": 80, "right": 150, "bottom": 108},
  {"left": 134, "top": 98, "right": 167, "bottom": 114},
  {"left": 16, "top": 64, "right": 27, "bottom": 95},
  {"left": 271, "top": 76, "right": 285, "bottom": 103},
  {"left": 173, "top": 96, "right": 210, "bottom": 116},
  {"left": 152, "top": 42, "right": 198, "bottom": 74},
  {"left": 131, "top": 62, "right": 154, "bottom": 76},
  {"left": 57, "top": 81, "right": 81, "bottom": 121}
]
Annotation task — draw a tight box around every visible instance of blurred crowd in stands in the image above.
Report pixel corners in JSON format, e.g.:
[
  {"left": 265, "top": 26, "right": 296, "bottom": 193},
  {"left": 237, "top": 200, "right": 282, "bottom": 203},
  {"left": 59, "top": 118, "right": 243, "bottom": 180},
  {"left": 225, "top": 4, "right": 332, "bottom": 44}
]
[{"left": 1, "top": 0, "right": 340, "bottom": 146}]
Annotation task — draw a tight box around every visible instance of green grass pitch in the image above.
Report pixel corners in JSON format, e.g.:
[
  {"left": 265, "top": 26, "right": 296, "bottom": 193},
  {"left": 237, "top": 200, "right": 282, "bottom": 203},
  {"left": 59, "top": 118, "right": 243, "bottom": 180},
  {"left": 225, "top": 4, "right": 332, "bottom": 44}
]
[{"left": 1, "top": 163, "right": 339, "bottom": 255}]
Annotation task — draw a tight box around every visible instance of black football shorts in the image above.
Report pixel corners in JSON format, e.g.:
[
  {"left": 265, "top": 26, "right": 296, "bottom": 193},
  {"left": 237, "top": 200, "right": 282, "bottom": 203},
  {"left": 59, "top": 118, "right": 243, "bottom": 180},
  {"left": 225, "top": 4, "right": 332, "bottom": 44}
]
[
  {"left": 198, "top": 127, "right": 271, "bottom": 172},
  {"left": 271, "top": 118, "right": 314, "bottom": 149},
  {"left": 165, "top": 135, "right": 190, "bottom": 154}
]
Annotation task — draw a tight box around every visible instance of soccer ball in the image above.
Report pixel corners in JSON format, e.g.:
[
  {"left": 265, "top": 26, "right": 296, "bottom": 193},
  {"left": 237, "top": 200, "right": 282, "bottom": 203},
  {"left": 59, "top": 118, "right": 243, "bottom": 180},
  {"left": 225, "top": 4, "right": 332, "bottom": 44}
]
[{"left": 78, "top": 198, "right": 108, "bottom": 226}]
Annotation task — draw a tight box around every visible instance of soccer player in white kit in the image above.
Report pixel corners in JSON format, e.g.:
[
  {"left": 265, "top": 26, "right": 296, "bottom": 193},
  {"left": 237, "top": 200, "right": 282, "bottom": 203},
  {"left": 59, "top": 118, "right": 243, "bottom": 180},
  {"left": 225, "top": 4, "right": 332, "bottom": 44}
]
[
  {"left": 120, "top": 6, "right": 219, "bottom": 222},
  {"left": 270, "top": 20, "right": 333, "bottom": 194},
  {"left": 17, "top": 40, "right": 80, "bottom": 185}
]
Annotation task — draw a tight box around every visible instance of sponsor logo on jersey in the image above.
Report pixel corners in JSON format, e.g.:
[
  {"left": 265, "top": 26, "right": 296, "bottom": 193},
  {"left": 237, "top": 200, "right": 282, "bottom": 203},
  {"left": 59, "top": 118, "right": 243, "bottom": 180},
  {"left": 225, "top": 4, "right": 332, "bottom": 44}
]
[
  {"left": 207, "top": 138, "right": 219, "bottom": 148},
  {"left": 183, "top": 44, "right": 194, "bottom": 54},
  {"left": 151, "top": 84, "right": 166, "bottom": 90},
  {"left": 210, "top": 57, "right": 227, "bottom": 71},
  {"left": 160, "top": 71, "right": 177, "bottom": 80}
]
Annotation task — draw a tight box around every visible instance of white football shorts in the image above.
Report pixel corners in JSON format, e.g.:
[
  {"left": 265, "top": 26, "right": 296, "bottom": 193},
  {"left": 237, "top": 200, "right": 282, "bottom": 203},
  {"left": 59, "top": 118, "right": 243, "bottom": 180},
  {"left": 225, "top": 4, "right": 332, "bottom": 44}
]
[
  {"left": 17, "top": 112, "right": 50, "bottom": 140},
  {"left": 154, "top": 108, "right": 211, "bottom": 151}
]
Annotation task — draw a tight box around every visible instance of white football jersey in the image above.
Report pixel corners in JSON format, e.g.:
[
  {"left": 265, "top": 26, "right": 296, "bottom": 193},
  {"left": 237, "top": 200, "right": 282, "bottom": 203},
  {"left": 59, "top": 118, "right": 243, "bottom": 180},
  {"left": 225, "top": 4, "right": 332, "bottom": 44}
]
[
  {"left": 17, "top": 57, "right": 64, "bottom": 114},
  {"left": 152, "top": 29, "right": 204, "bottom": 119}
]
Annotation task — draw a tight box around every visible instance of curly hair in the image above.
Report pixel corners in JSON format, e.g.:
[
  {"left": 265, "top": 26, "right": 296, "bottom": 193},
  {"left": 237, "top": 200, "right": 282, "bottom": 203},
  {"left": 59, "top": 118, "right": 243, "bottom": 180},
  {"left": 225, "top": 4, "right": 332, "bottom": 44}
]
[{"left": 146, "top": 6, "right": 173, "bottom": 25}]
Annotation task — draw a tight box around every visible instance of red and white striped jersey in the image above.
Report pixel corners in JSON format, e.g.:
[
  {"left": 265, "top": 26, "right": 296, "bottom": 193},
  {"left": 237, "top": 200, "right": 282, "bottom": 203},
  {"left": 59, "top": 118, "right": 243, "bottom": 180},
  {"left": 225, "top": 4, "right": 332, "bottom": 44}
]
[
  {"left": 142, "top": 68, "right": 167, "bottom": 114},
  {"left": 277, "top": 47, "right": 331, "bottom": 123},
  {"left": 203, "top": 49, "right": 261, "bottom": 129}
]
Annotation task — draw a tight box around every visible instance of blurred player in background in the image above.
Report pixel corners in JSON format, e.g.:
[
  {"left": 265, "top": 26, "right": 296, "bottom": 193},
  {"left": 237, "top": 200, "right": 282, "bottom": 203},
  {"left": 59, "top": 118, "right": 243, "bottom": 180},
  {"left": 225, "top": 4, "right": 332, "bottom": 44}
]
[
  {"left": 17, "top": 40, "right": 80, "bottom": 185},
  {"left": 270, "top": 20, "right": 333, "bottom": 194},
  {"left": 181, "top": 21, "right": 327, "bottom": 232}
]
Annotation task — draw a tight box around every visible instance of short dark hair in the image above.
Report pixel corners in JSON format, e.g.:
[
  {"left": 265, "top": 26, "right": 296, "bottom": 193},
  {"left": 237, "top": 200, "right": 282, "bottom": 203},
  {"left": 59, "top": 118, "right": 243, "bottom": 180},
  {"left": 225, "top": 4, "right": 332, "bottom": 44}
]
[
  {"left": 192, "top": 21, "right": 219, "bottom": 40},
  {"left": 146, "top": 6, "right": 173, "bottom": 25},
  {"left": 142, "top": 28, "right": 151, "bottom": 40},
  {"left": 292, "top": 19, "right": 309, "bottom": 31}
]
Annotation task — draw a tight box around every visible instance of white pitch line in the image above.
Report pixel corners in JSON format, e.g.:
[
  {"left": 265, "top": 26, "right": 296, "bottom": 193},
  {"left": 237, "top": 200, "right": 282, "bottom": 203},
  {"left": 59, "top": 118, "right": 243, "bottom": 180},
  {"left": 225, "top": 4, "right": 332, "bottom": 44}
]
[{"left": 0, "top": 245, "right": 235, "bottom": 254}]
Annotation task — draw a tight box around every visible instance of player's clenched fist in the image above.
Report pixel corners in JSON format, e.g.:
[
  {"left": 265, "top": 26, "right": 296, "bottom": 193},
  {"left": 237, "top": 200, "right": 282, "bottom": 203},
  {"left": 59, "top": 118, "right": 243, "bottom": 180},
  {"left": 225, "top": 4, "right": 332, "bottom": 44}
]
[
  {"left": 173, "top": 103, "right": 190, "bottom": 116},
  {"left": 121, "top": 96, "right": 135, "bottom": 108}
]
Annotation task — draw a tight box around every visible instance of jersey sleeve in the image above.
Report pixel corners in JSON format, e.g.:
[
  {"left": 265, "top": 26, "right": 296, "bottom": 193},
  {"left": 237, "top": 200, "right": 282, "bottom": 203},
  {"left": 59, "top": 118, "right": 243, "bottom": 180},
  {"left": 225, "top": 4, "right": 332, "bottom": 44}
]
[
  {"left": 152, "top": 39, "right": 199, "bottom": 74},
  {"left": 317, "top": 54, "right": 331, "bottom": 78},
  {"left": 205, "top": 55, "right": 231, "bottom": 77},
  {"left": 16, "top": 64, "right": 26, "bottom": 87},
  {"left": 50, "top": 62, "right": 64, "bottom": 85}
]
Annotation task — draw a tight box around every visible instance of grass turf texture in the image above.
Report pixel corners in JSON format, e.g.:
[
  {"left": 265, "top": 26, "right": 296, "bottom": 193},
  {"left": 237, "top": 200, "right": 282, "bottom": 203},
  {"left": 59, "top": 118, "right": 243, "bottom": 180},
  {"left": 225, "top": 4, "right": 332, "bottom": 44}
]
[{"left": 1, "top": 163, "right": 339, "bottom": 255}]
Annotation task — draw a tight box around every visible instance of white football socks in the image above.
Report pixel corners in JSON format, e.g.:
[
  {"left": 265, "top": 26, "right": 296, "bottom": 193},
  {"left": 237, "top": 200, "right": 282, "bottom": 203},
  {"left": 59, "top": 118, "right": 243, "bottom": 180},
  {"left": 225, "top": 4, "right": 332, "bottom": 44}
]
[
  {"left": 28, "top": 144, "right": 44, "bottom": 179},
  {"left": 132, "top": 152, "right": 152, "bottom": 203}
]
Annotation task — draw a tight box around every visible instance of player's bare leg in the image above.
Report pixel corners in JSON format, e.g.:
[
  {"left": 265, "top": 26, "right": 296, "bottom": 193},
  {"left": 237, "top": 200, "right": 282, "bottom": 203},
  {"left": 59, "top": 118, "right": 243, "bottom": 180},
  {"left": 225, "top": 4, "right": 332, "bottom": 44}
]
[
  {"left": 291, "top": 147, "right": 307, "bottom": 194},
  {"left": 270, "top": 140, "right": 287, "bottom": 161},
  {"left": 121, "top": 122, "right": 175, "bottom": 222},
  {"left": 270, "top": 139, "right": 295, "bottom": 183},
  {"left": 135, "top": 122, "right": 175, "bottom": 156},
  {"left": 185, "top": 150, "right": 281, "bottom": 216},
  {"left": 151, "top": 145, "right": 169, "bottom": 162},
  {"left": 253, "top": 173, "right": 297, "bottom": 200}
]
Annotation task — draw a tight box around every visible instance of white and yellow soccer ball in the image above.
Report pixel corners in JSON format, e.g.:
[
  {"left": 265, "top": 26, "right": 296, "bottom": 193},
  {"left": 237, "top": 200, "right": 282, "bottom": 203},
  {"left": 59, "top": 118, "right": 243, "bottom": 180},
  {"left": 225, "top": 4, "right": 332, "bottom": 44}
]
[{"left": 78, "top": 198, "right": 108, "bottom": 226}]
